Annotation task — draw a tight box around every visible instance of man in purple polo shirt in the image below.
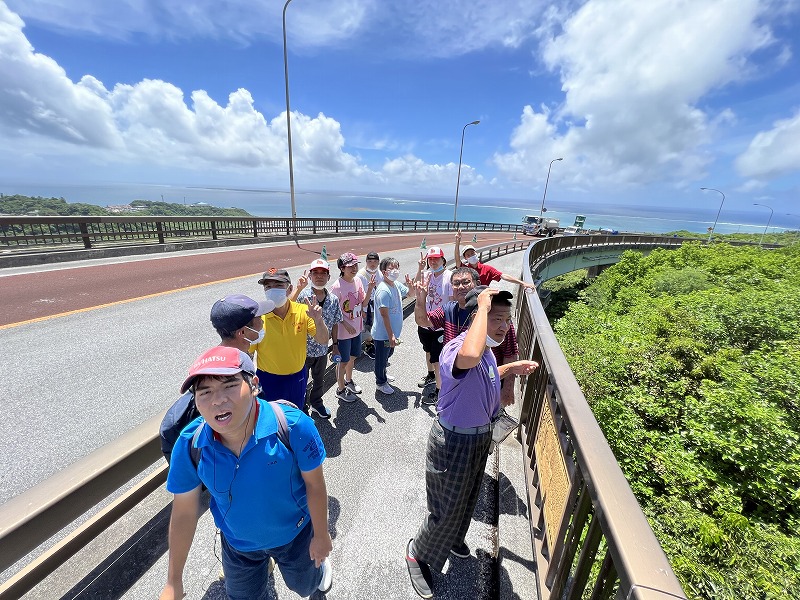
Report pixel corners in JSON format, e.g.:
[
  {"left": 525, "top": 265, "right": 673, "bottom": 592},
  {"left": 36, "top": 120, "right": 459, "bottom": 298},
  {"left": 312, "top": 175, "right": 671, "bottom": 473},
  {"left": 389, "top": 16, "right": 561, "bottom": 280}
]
[{"left": 405, "top": 288, "right": 538, "bottom": 599}]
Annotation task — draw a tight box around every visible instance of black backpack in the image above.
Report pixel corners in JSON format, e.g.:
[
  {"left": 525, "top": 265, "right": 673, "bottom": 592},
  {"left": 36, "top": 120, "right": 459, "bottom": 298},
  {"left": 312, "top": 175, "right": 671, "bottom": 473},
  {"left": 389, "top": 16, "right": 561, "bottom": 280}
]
[{"left": 160, "top": 391, "right": 199, "bottom": 464}]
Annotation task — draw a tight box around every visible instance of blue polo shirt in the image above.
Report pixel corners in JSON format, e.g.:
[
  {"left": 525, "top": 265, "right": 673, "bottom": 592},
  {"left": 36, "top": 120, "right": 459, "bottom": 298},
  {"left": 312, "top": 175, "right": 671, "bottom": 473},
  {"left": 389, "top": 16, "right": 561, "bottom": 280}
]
[{"left": 167, "top": 399, "right": 326, "bottom": 551}]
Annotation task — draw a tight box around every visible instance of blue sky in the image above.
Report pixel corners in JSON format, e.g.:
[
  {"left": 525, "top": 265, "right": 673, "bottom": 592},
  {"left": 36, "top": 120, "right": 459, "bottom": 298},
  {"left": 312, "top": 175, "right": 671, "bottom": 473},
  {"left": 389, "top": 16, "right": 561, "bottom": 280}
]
[{"left": 1, "top": 0, "right": 799, "bottom": 226}]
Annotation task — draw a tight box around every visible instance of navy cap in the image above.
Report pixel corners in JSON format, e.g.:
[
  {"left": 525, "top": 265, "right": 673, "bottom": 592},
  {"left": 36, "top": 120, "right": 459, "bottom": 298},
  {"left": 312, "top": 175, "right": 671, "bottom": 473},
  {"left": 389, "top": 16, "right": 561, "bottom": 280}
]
[{"left": 210, "top": 294, "right": 273, "bottom": 333}]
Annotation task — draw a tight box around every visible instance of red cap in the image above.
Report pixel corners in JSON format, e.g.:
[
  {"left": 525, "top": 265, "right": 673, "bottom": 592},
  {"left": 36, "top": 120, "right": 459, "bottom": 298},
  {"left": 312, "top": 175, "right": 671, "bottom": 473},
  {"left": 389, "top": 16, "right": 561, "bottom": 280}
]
[{"left": 180, "top": 346, "right": 256, "bottom": 393}]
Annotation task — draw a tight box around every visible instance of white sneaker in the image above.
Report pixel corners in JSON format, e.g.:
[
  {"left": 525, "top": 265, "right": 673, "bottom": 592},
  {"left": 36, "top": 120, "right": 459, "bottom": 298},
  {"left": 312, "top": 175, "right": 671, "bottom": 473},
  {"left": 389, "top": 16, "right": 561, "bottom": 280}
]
[
  {"left": 377, "top": 383, "right": 394, "bottom": 394},
  {"left": 386, "top": 374, "right": 396, "bottom": 382},
  {"left": 345, "top": 380, "right": 362, "bottom": 394},
  {"left": 318, "top": 558, "right": 333, "bottom": 593}
]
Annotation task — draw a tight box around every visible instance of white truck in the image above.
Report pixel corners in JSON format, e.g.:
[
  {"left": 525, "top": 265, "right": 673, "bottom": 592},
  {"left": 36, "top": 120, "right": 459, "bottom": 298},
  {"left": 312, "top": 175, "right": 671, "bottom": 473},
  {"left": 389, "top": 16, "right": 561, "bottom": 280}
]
[{"left": 522, "top": 215, "right": 560, "bottom": 237}]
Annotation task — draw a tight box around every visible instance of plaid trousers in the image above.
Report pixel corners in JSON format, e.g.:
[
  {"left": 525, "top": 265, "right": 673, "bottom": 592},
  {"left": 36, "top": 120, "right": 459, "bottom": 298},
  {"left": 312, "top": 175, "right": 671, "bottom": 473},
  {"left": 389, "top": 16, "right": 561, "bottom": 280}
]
[{"left": 413, "top": 419, "right": 492, "bottom": 572}]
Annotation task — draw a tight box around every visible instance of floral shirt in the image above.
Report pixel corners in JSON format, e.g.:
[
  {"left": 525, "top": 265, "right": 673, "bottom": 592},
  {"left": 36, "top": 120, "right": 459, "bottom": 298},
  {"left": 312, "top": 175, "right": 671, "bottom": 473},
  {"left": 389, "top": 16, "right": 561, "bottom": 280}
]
[{"left": 297, "top": 288, "right": 343, "bottom": 358}]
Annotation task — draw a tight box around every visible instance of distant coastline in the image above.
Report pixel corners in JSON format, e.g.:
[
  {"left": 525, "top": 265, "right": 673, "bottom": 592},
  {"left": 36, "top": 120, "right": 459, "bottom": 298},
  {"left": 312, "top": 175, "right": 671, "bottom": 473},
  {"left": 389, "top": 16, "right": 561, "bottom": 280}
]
[{"left": 0, "top": 195, "right": 253, "bottom": 218}]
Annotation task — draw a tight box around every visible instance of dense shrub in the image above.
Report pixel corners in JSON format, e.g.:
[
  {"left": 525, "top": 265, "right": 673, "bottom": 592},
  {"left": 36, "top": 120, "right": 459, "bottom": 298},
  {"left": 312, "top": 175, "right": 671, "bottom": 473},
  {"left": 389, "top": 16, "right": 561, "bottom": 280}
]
[{"left": 553, "top": 242, "right": 800, "bottom": 599}]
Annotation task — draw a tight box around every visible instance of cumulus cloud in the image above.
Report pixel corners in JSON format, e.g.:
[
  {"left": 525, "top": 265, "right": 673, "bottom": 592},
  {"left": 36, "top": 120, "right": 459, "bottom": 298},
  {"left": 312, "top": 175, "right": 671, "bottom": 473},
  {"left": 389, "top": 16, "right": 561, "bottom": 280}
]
[
  {"left": 735, "top": 109, "right": 800, "bottom": 179},
  {"left": 0, "top": 3, "right": 122, "bottom": 148},
  {"left": 381, "top": 154, "right": 484, "bottom": 189},
  {"left": 0, "top": 2, "right": 385, "bottom": 184},
  {"left": 494, "top": 0, "right": 786, "bottom": 189}
]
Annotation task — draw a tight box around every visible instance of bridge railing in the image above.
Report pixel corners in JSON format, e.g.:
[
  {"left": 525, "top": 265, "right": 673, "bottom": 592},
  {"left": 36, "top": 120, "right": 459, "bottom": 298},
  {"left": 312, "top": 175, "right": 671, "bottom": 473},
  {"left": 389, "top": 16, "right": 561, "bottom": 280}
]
[
  {"left": 0, "top": 216, "right": 523, "bottom": 251},
  {"left": 515, "top": 235, "right": 687, "bottom": 600},
  {"left": 0, "top": 238, "right": 529, "bottom": 599}
]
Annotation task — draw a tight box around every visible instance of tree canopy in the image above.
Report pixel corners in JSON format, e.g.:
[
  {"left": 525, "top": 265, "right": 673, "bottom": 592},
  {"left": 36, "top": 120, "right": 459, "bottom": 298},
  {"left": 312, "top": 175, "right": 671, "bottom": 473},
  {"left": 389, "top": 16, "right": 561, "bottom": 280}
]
[
  {"left": 551, "top": 242, "right": 800, "bottom": 599},
  {"left": 0, "top": 195, "right": 253, "bottom": 217}
]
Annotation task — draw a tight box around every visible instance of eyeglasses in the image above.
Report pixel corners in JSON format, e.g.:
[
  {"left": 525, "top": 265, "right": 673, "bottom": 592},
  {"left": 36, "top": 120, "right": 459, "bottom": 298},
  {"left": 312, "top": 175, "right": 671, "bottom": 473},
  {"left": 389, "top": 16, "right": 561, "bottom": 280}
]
[{"left": 451, "top": 280, "right": 473, "bottom": 288}]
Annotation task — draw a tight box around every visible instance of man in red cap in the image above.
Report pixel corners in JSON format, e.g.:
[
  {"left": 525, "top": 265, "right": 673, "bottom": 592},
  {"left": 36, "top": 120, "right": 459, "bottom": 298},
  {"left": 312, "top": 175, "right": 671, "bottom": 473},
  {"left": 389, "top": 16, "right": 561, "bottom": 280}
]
[{"left": 160, "top": 346, "right": 333, "bottom": 600}]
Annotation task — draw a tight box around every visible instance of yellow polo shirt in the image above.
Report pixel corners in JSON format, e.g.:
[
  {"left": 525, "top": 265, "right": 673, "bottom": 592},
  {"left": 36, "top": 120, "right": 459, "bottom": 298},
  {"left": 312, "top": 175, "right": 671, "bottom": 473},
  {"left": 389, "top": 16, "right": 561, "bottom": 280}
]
[{"left": 250, "top": 301, "right": 317, "bottom": 374}]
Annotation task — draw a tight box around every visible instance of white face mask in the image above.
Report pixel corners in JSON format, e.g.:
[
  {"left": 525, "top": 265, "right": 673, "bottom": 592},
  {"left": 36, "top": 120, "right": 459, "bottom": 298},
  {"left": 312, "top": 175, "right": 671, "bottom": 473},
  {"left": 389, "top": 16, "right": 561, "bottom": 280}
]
[
  {"left": 466, "top": 255, "right": 479, "bottom": 266},
  {"left": 386, "top": 269, "right": 400, "bottom": 281},
  {"left": 485, "top": 335, "right": 502, "bottom": 348},
  {"left": 243, "top": 325, "right": 265, "bottom": 344},
  {"left": 264, "top": 287, "right": 288, "bottom": 308},
  {"left": 311, "top": 283, "right": 327, "bottom": 290},
  {"left": 366, "top": 267, "right": 378, "bottom": 274}
]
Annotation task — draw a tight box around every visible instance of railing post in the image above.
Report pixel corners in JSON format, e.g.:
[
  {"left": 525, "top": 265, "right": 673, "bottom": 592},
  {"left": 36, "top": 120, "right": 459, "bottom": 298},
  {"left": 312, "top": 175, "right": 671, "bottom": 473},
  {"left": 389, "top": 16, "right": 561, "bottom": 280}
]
[
  {"left": 253, "top": 220, "right": 258, "bottom": 238},
  {"left": 78, "top": 222, "right": 92, "bottom": 249},
  {"left": 155, "top": 222, "right": 165, "bottom": 244},
  {"left": 210, "top": 221, "right": 218, "bottom": 240}
]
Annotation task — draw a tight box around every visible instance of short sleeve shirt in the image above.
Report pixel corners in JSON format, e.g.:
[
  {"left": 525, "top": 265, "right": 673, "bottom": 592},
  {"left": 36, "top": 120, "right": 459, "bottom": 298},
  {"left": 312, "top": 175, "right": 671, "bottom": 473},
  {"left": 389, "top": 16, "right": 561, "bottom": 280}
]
[
  {"left": 424, "top": 269, "right": 453, "bottom": 323},
  {"left": 474, "top": 262, "right": 503, "bottom": 286},
  {"left": 330, "top": 277, "right": 366, "bottom": 339},
  {"left": 371, "top": 281, "right": 403, "bottom": 341},
  {"left": 251, "top": 301, "right": 317, "bottom": 374},
  {"left": 297, "top": 288, "right": 342, "bottom": 358},
  {"left": 166, "top": 400, "right": 326, "bottom": 551},
  {"left": 436, "top": 332, "right": 501, "bottom": 428}
]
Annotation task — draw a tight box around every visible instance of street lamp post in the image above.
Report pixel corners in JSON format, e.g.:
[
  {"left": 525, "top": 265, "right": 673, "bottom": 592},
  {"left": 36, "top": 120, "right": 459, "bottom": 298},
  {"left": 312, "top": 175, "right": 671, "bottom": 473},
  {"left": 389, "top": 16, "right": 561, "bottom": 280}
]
[
  {"left": 700, "top": 187, "right": 725, "bottom": 243},
  {"left": 539, "top": 158, "right": 563, "bottom": 221},
  {"left": 282, "top": 0, "right": 297, "bottom": 236},
  {"left": 753, "top": 203, "right": 774, "bottom": 247},
  {"left": 453, "top": 120, "right": 480, "bottom": 223}
]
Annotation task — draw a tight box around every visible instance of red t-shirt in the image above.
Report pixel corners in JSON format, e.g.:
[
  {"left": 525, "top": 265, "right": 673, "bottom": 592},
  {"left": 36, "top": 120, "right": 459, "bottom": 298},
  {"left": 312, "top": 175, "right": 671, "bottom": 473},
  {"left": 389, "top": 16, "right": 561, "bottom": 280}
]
[{"left": 473, "top": 261, "right": 502, "bottom": 286}]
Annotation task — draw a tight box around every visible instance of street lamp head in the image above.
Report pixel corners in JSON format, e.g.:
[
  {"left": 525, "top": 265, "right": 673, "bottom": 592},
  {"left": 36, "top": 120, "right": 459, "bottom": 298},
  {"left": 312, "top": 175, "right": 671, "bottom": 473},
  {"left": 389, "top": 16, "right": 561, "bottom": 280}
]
[
  {"left": 555, "top": 157, "right": 563, "bottom": 161},
  {"left": 469, "top": 120, "right": 480, "bottom": 126}
]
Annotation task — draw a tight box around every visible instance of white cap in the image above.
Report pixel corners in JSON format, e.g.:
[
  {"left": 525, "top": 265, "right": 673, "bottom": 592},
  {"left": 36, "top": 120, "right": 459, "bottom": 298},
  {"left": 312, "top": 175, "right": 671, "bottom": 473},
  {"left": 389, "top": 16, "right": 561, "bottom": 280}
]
[
  {"left": 309, "top": 258, "right": 330, "bottom": 271},
  {"left": 461, "top": 244, "right": 476, "bottom": 256}
]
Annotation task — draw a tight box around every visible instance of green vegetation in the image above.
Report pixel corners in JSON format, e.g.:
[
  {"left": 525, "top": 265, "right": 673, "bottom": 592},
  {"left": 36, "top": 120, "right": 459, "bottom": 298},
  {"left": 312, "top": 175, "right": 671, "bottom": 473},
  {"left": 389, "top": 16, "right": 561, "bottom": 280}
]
[
  {"left": 550, "top": 242, "right": 800, "bottom": 599},
  {"left": 0, "top": 195, "right": 252, "bottom": 217},
  {"left": 667, "top": 229, "right": 799, "bottom": 246}
]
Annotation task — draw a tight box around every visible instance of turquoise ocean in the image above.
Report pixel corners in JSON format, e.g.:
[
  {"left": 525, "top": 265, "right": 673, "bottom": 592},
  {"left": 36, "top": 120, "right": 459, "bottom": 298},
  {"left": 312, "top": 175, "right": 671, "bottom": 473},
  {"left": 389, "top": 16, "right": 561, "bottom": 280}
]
[{"left": 3, "top": 182, "right": 796, "bottom": 235}]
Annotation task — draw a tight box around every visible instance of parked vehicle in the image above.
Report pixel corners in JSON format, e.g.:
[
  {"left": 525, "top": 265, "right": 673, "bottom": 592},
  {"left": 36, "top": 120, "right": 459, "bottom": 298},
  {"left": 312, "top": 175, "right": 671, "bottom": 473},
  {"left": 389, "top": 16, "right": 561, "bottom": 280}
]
[
  {"left": 522, "top": 215, "right": 560, "bottom": 236},
  {"left": 562, "top": 226, "right": 581, "bottom": 236}
]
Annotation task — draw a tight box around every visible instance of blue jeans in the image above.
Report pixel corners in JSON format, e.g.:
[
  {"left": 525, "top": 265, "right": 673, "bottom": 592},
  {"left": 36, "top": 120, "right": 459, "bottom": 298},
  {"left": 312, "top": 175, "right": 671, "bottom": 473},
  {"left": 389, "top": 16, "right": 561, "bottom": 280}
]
[
  {"left": 221, "top": 521, "right": 322, "bottom": 600},
  {"left": 374, "top": 339, "right": 395, "bottom": 385}
]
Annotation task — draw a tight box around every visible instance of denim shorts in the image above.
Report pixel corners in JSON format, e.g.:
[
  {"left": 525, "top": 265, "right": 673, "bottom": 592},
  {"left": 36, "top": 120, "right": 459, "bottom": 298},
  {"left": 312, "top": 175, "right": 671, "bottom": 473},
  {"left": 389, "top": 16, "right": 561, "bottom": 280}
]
[
  {"left": 221, "top": 521, "right": 322, "bottom": 600},
  {"left": 337, "top": 333, "right": 362, "bottom": 362}
]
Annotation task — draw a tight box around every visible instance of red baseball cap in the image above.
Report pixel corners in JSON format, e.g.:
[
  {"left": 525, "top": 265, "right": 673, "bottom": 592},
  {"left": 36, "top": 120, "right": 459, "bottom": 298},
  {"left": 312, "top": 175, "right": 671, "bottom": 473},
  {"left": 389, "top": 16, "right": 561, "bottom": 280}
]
[
  {"left": 426, "top": 246, "right": 445, "bottom": 259},
  {"left": 180, "top": 346, "right": 256, "bottom": 393}
]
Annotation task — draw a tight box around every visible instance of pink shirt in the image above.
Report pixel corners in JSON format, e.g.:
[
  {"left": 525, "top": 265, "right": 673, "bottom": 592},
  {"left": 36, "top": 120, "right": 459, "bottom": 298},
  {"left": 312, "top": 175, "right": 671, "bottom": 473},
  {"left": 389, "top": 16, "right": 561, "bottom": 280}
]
[{"left": 330, "top": 277, "right": 366, "bottom": 340}]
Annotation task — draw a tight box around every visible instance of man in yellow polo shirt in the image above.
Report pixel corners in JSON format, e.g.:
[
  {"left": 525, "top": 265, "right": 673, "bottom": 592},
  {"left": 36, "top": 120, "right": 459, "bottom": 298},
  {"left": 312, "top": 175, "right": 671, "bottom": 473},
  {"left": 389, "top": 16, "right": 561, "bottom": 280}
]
[{"left": 252, "top": 268, "right": 329, "bottom": 409}]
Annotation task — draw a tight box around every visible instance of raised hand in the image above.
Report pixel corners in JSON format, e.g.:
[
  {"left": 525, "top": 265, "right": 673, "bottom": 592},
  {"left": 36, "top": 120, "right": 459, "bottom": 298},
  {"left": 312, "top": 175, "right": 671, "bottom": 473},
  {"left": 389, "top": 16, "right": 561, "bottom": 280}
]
[
  {"left": 455, "top": 229, "right": 462, "bottom": 242},
  {"left": 305, "top": 297, "right": 323, "bottom": 321},
  {"left": 296, "top": 270, "right": 309, "bottom": 292}
]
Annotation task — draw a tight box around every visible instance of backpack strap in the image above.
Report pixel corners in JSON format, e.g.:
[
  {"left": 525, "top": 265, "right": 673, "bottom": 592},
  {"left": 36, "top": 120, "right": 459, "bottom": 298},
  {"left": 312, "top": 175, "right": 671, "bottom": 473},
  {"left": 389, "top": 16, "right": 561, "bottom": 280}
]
[
  {"left": 189, "top": 400, "right": 296, "bottom": 469},
  {"left": 189, "top": 422, "right": 204, "bottom": 469},
  {"left": 268, "top": 400, "right": 294, "bottom": 452}
]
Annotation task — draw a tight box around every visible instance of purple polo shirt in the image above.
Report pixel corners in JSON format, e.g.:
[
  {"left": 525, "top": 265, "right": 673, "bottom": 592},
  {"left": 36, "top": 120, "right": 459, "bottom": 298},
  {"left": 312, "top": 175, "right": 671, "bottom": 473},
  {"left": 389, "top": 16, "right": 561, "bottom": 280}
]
[{"left": 437, "top": 331, "right": 501, "bottom": 428}]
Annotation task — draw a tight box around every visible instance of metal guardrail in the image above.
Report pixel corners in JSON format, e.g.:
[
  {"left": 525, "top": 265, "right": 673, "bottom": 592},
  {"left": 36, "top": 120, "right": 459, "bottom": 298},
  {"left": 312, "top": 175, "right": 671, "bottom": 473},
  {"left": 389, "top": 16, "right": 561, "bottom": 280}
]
[
  {"left": 0, "top": 215, "right": 523, "bottom": 251},
  {"left": 515, "top": 235, "right": 688, "bottom": 600},
  {"left": 0, "top": 238, "right": 529, "bottom": 599}
]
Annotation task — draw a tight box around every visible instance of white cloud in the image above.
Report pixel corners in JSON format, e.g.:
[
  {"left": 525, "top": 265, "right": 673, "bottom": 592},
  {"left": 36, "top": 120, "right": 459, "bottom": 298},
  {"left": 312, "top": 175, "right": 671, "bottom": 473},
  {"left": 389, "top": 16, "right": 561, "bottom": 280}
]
[
  {"left": 0, "top": 2, "right": 382, "bottom": 184},
  {"left": 494, "top": 0, "right": 786, "bottom": 190},
  {"left": 735, "top": 109, "right": 800, "bottom": 179},
  {"left": 0, "top": 3, "right": 122, "bottom": 148},
  {"left": 381, "top": 154, "right": 484, "bottom": 190}
]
